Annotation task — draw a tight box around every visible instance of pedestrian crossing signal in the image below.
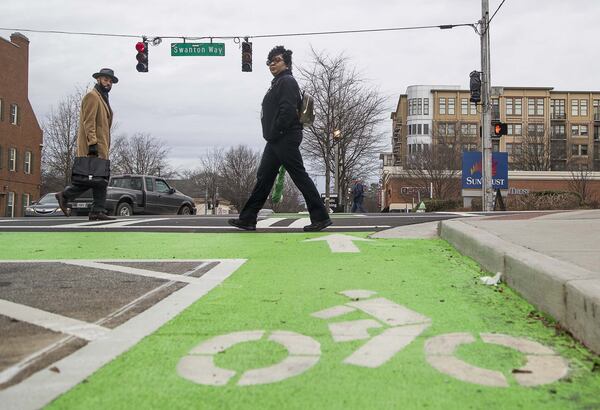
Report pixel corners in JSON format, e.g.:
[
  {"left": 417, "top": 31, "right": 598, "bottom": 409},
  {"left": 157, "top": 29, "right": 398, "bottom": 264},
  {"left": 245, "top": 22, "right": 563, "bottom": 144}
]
[{"left": 492, "top": 122, "right": 507, "bottom": 138}]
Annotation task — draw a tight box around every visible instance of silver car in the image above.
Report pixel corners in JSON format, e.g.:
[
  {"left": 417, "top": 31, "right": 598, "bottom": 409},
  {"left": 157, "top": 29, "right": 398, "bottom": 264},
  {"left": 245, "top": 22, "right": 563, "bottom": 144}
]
[{"left": 24, "top": 193, "right": 67, "bottom": 217}]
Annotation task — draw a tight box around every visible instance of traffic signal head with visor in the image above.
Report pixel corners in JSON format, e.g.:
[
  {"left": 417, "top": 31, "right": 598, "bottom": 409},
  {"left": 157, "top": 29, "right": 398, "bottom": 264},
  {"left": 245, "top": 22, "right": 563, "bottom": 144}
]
[
  {"left": 493, "top": 122, "right": 508, "bottom": 138},
  {"left": 136, "top": 41, "right": 149, "bottom": 72},
  {"left": 242, "top": 41, "right": 252, "bottom": 72}
]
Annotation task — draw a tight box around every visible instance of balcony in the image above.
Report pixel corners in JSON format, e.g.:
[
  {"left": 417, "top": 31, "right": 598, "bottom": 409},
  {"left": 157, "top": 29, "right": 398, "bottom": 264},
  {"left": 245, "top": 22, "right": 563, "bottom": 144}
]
[{"left": 551, "top": 112, "right": 566, "bottom": 120}]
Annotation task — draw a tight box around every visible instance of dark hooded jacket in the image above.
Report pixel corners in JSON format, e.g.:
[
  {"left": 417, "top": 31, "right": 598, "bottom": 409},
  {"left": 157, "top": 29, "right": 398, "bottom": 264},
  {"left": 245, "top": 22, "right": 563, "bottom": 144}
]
[{"left": 261, "top": 69, "right": 302, "bottom": 142}]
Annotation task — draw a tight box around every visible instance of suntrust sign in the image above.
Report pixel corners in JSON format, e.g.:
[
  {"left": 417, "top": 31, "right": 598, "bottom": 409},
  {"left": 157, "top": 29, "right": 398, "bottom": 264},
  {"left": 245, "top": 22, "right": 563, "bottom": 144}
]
[{"left": 462, "top": 152, "right": 508, "bottom": 189}]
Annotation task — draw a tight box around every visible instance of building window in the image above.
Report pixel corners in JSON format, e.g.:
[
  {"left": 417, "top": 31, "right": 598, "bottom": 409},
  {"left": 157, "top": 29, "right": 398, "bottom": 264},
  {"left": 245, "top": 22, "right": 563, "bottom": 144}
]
[
  {"left": 528, "top": 98, "right": 544, "bottom": 116},
  {"left": 448, "top": 98, "right": 455, "bottom": 115},
  {"left": 8, "top": 148, "right": 16, "bottom": 171},
  {"left": 461, "top": 98, "right": 468, "bottom": 115},
  {"left": 447, "top": 123, "right": 455, "bottom": 136},
  {"left": 571, "top": 99, "right": 579, "bottom": 116},
  {"left": 594, "top": 125, "right": 600, "bottom": 140},
  {"left": 527, "top": 124, "right": 544, "bottom": 136},
  {"left": 505, "top": 98, "right": 522, "bottom": 115},
  {"left": 460, "top": 123, "right": 477, "bottom": 136},
  {"left": 594, "top": 99, "right": 600, "bottom": 120},
  {"left": 571, "top": 124, "right": 588, "bottom": 137},
  {"left": 551, "top": 99, "right": 565, "bottom": 118},
  {"left": 417, "top": 98, "right": 422, "bottom": 115},
  {"left": 581, "top": 99, "right": 588, "bottom": 116},
  {"left": 551, "top": 124, "right": 565, "bottom": 139},
  {"left": 423, "top": 124, "right": 429, "bottom": 134},
  {"left": 470, "top": 101, "right": 477, "bottom": 115},
  {"left": 439, "top": 98, "right": 446, "bottom": 115},
  {"left": 462, "top": 143, "right": 477, "bottom": 152},
  {"left": 417, "top": 124, "right": 422, "bottom": 134},
  {"left": 423, "top": 98, "right": 429, "bottom": 115},
  {"left": 10, "top": 104, "right": 19, "bottom": 125},
  {"left": 506, "top": 143, "right": 522, "bottom": 158},
  {"left": 6, "top": 192, "right": 15, "bottom": 217},
  {"left": 24, "top": 151, "right": 32, "bottom": 174},
  {"left": 492, "top": 140, "right": 500, "bottom": 152},
  {"left": 572, "top": 144, "right": 588, "bottom": 156},
  {"left": 492, "top": 98, "right": 500, "bottom": 119},
  {"left": 507, "top": 123, "right": 522, "bottom": 136},
  {"left": 22, "top": 193, "right": 30, "bottom": 215}
]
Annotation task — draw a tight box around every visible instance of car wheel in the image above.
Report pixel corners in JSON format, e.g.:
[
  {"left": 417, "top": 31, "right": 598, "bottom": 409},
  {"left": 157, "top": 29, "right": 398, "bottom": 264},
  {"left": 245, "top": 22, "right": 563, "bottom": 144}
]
[
  {"left": 116, "top": 202, "right": 133, "bottom": 217},
  {"left": 179, "top": 205, "right": 192, "bottom": 215}
]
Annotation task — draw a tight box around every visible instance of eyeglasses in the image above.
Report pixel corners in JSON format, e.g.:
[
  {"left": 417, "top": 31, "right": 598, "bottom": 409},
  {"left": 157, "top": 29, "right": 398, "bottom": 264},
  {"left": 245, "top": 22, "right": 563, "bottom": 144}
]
[{"left": 266, "top": 57, "right": 284, "bottom": 66}]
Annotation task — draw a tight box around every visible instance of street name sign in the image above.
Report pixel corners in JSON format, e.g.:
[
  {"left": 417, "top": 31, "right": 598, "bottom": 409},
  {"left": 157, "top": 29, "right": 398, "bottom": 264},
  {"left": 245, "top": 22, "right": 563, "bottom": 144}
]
[{"left": 171, "top": 43, "right": 225, "bottom": 56}]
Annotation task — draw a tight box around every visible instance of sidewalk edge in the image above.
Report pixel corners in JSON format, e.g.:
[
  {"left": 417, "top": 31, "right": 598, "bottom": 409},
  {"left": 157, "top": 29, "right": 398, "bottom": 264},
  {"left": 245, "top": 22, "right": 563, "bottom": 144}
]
[{"left": 439, "top": 219, "right": 600, "bottom": 355}]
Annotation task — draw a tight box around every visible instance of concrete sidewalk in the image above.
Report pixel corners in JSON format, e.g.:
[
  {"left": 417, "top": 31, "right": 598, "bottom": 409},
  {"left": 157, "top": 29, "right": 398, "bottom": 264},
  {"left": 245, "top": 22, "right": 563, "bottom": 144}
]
[{"left": 437, "top": 210, "right": 600, "bottom": 355}]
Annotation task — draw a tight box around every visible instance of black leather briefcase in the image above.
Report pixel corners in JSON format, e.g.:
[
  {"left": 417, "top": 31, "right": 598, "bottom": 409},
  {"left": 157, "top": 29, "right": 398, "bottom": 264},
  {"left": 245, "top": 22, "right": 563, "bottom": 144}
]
[{"left": 71, "top": 156, "right": 111, "bottom": 186}]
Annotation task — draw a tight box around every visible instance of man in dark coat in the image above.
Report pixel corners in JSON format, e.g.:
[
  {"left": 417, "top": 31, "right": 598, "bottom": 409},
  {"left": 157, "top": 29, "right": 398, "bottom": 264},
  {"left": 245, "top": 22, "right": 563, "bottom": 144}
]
[
  {"left": 55, "top": 68, "right": 117, "bottom": 221},
  {"left": 351, "top": 178, "right": 366, "bottom": 213},
  {"left": 229, "top": 46, "right": 332, "bottom": 231}
]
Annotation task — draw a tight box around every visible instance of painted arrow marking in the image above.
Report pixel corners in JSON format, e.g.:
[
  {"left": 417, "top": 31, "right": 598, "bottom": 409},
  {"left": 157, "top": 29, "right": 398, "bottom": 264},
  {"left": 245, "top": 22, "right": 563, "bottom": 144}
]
[{"left": 304, "top": 234, "right": 374, "bottom": 253}]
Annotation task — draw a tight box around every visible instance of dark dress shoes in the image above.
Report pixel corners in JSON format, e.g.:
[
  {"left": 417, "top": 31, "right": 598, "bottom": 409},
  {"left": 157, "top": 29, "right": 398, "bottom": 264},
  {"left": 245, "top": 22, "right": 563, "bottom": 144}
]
[
  {"left": 54, "top": 192, "right": 71, "bottom": 217},
  {"left": 89, "top": 212, "right": 116, "bottom": 221},
  {"left": 303, "top": 219, "right": 332, "bottom": 232},
  {"left": 228, "top": 219, "right": 256, "bottom": 231}
]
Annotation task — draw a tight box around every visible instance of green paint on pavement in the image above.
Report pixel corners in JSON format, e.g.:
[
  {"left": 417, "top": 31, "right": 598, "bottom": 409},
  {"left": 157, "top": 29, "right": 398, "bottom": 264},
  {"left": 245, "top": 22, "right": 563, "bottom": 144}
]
[{"left": 0, "top": 232, "right": 599, "bottom": 409}]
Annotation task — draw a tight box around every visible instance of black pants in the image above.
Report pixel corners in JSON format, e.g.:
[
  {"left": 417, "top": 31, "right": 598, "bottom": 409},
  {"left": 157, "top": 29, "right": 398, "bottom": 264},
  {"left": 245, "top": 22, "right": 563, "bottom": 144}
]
[
  {"left": 62, "top": 178, "right": 109, "bottom": 214},
  {"left": 239, "top": 133, "right": 329, "bottom": 224}
]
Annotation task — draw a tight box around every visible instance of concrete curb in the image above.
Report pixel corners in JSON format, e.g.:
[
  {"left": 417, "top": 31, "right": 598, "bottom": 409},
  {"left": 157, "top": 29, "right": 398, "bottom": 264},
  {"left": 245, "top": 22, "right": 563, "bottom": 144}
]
[{"left": 440, "top": 219, "right": 600, "bottom": 355}]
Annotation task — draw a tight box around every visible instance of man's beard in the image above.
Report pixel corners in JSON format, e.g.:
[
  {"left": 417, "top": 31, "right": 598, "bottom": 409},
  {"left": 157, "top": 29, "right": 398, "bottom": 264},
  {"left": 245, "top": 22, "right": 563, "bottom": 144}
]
[{"left": 101, "top": 84, "right": 112, "bottom": 92}]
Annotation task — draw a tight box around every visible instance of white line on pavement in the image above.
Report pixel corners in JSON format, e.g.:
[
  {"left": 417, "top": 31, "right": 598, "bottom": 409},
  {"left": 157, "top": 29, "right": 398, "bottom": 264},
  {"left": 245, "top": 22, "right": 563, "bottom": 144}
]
[
  {"left": 93, "top": 218, "right": 168, "bottom": 227},
  {"left": 0, "top": 258, "right": 247, "bottom": 410},
  {"left": 0, "top": 299, "right": 110, "bottom": 342},
  {"left": 60, "top": 261, "right": 203, "bottom": 284},
  {"left": 288, "top": 218, "right": 311, "bottom": 228},
  {"left": 256, "top": 218, "right": 286, "bottom": 228}
]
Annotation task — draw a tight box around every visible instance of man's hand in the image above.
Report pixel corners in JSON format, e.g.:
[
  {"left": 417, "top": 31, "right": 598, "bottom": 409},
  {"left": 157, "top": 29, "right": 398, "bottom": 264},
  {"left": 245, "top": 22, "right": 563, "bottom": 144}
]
[{"left": 88, "top": 144, "right": 98, "bottom": 157}]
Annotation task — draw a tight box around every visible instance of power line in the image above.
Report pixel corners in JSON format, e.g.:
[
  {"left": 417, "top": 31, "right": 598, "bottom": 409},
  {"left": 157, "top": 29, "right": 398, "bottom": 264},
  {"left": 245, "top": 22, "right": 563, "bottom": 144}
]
[
  {"left": 0, "top": 22, "right": 477, "bottom": 43},
  {"left": 489, "top": 0, "right": 507, "bottom": 24}
]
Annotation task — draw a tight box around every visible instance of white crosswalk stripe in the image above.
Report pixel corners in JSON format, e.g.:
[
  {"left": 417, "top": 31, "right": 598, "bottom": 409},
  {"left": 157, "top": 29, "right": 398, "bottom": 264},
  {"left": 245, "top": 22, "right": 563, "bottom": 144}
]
[
  {"left": 256, "top": 218, "right": 286, "bottom": 228},
  {"left": 288, "top": 218, "right": 311, "bottom": 228}
]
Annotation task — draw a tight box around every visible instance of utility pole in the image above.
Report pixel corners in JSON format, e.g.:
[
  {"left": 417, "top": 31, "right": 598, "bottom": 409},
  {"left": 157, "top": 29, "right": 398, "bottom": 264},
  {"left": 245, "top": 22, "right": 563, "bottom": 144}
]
[{"left": 480, "top": 0, "right": 493, "bottom": 211}]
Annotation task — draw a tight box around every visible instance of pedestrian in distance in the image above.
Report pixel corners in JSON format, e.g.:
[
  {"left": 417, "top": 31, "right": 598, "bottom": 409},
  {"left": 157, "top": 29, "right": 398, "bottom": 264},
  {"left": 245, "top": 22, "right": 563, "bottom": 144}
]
[
  {"left": 229, "top": 46, "right": 332, "bottom": 232},
  {"left": 55, "top": 68, "right": 117, "bottom": 221},
  {"left": 351, "top": 178, "right": 366, "bottom": 213}
]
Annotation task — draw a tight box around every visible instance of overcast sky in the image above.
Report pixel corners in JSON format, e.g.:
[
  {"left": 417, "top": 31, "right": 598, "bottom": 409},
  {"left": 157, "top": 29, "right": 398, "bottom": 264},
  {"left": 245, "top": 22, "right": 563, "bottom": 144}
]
[{"left": 2, "top": 0, "right": 599, "bottom": 176}]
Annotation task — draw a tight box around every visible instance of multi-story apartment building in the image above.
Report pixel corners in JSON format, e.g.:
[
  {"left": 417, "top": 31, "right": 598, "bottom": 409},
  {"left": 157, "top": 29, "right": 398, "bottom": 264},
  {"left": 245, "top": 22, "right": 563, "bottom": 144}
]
[
  {"left": 0, "top": 33, "right": 43, "bottom": 217},
  {"left": 380, "top": 85, "right": 600, "bottom": 210},
  {"left": 387, "top": 85, "right": 600, "bottom": 171}
]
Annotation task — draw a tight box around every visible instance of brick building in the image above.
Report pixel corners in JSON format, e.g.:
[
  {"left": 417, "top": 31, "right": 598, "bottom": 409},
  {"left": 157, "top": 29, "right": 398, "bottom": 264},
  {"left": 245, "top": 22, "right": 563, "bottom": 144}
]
[
  {"left": 0, "top": 33, "right": 43, "bottom": 217},
  {"left": 380, "top": 85, "right": 600, "bottom": 210}
]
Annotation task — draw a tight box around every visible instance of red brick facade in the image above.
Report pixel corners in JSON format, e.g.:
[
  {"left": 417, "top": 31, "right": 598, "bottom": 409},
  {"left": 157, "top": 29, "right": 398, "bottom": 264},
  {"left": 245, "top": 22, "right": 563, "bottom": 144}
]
[{"left": 0, "top": 33, "right": 43, "bottom": 217}]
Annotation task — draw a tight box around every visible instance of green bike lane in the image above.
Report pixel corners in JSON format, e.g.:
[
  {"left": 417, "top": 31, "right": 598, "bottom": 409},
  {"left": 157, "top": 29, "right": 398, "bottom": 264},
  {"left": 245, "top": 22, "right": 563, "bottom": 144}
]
[{"left": 1, "top": 232, "right": 599, "bottom": 409}]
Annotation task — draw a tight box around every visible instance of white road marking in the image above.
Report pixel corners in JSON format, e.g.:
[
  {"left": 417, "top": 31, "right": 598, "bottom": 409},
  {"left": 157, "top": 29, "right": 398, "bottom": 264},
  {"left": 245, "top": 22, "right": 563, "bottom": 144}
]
[
  {"left": 347, "top": 297, "right": 431, "bottom": 326},
  {"left": 256, "top": 218, "right": 286, "bottom": 228},
  {"left": 328, "top": 319, "right": 382, "bottom": 342},
  {"left": 0, "top": 299, "right": 109, "bottom": 343},
  {"left": 311, "top": 305, "right": 356, "bottom": 319},
  {"left": 53, "top": 219, "right": 136, "bottom": 227},
  {"left": 288, "top": 218, "right": 311, "bottom": 228},
  {"left": 0, "top": 258, "right": 247, "bottom": 409},
  {"left": 339, "top": 290, "right": 377, "bottom": 299},
  {"left": 304, "top": 234, "right": 374, "bottom": 253},
  {"left": 94, "top": 218, "right": 168, "bottom": 227},
  {"left": 60, "top": 261, "right": 202, "bottom": 284}
]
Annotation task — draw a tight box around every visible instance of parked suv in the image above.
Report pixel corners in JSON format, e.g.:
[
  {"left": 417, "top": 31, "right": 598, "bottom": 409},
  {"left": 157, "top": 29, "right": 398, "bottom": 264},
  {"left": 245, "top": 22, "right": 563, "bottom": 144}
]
[{"left": 69, "top": 175, "right": 196, "bottom": 216}]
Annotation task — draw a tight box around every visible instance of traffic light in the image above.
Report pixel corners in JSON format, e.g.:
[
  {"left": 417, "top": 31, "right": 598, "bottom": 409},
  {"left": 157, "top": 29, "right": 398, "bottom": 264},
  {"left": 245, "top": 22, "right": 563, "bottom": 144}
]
[
  {"left": 136, "top": 41, "right": 149, "bottom": 72},
  {"left": 241, "top": 41, "right": 252, "bottom": 72},
  {"left": 492, "top": 122, "right": 508, "bottom": 138},
  {"left": 469, "top": 70, "right": 481, "bottom": 103}
]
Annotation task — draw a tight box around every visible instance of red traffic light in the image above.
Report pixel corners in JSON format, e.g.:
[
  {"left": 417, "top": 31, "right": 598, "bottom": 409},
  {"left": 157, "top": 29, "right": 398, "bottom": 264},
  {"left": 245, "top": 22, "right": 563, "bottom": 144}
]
[
  {"left": 492, "top": 122, "right": 508, "bottom": 138},
  {"left": 495, "top": 124, "right": 501, "bottom": 134},
  {"left": 135, "top": 42, "right": 146, "bottom": 53}
]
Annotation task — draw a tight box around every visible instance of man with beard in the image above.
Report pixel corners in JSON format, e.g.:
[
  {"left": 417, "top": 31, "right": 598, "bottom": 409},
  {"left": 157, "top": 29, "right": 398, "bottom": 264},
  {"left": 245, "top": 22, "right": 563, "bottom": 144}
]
[
  {"left": 228, "top": 46, "right": 332, "bottom": 231},
  {"left": 55, "top": 68, "right": 117, "bottom": 221}
]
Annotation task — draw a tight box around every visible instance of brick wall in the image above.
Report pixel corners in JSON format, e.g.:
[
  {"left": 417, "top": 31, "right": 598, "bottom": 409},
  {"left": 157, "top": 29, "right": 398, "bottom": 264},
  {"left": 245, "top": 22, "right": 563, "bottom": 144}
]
[{"left": 0, "top": 33, "right": 43, "bottom": 217}]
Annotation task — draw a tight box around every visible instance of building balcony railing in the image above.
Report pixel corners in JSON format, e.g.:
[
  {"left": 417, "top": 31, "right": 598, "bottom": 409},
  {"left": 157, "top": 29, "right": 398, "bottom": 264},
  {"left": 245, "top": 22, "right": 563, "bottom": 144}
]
[{"left": 551, "top": 113, "right": 566, "bottom": 120}]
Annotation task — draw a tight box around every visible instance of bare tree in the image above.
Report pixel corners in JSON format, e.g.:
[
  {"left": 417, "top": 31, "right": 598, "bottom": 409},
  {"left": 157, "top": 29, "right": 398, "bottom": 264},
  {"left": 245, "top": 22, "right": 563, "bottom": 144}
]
[
  {"left": 404, "top": 130, "right": 464, "bottom": 200},
  {"left": 111, "top": 133, "right": 173, "bottom": 177},
  {"left": 41, "top": 87, "right": 86, "bottom": 193},
  {"left": 179, "top": 148, "right": 225, "bottom": 214},
  {"left": 297, "top": 49, "right": 388, "bottom": 207},
  {"left": 219, "top": 145, "right": 260, "bottom": 212},
  {"left": 267, "top": 174, "right": 304, "bottom": 212},
  {"left": 567, "top": 164, "right": 592, "bottom": 204},
  {"left": 512, "top": 128, "right": 551, "bottom": 171}
]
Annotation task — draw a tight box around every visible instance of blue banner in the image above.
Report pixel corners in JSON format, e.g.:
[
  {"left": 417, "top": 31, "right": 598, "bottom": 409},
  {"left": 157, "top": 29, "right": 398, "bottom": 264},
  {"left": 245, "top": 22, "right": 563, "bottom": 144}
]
[{"left": 462, "top": 152, "right": 508, "bottom": 189}]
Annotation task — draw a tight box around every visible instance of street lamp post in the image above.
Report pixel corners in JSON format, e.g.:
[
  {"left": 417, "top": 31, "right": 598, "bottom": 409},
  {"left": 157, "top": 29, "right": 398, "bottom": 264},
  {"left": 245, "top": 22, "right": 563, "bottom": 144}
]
[{"left": 333, "top": 129, "right": 342, "bottom": 212}]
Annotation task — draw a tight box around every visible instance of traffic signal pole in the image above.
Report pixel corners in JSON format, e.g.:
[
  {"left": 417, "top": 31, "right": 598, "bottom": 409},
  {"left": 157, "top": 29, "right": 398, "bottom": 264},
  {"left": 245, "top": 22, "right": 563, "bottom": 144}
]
[{"left": 480, "top": 0, "right": 493, "bottom": 212}]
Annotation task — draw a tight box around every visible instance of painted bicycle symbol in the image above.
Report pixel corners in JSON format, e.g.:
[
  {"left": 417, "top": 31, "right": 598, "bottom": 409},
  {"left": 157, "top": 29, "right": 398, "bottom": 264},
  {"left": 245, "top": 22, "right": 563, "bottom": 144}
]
[{"left": 178, "top": 290, "right": 569, "bottom": 387}]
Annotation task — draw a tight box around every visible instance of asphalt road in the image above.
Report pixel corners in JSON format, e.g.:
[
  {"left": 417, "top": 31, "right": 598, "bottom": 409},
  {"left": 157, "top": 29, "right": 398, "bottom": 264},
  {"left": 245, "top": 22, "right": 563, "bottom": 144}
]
[{"left": 0, "top": 212, "right": 490, "bottom": 233}]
